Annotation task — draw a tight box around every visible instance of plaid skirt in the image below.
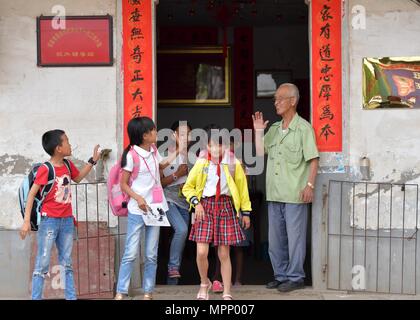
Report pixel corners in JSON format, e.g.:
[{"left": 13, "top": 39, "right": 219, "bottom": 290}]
[{"left": 189, "top": 195, "right": 245, "bottom": 246}]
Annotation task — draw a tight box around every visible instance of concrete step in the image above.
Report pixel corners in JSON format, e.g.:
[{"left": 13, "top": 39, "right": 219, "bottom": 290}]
[{"left": 129, "top": 285, "right": 420, "bottom": 300}]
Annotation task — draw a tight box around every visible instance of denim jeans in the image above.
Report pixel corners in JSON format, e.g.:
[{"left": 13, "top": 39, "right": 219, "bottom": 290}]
[
  {"left": 267, "top": 202, "right": 308, "bottom": 283},
  {"left": 116, "top": 213, "right": 160, "bottom": 294},
  {"left": 31, "top": 216, "right": 76, "bottom": 300},
  {"left": 166, "top": 202, "right": 190, "bottom": 271}
]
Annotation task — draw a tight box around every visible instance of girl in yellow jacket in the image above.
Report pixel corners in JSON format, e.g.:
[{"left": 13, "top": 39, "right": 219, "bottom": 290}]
[{"left": 182, "top": 126, "right": 252, "bottom": 300}]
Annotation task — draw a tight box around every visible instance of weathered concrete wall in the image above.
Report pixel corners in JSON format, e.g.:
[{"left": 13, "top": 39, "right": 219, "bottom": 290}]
[
  {"left": 346, "top": 0, "right": 420, "bottom": 229},
  {"left": 347, "top": 0, "right": 420, "bottom": 180},
  {"left": 0, "top": 0, "right": 154, "bottom": 298},
  {"left": 313, "top": 0, "right": 420, "bottom": 292},
  {"left": 0, "top": 231, "right": 31, "bottom": 298},
  {"left": 0, "top": 0, "right": 119, "bottom": 229}
]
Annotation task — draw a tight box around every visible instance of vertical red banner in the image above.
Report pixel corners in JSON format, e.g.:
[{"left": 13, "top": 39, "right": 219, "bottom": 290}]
[
  {"left": 311, "top": 0, "right": 342, "bottom": 152},
  {"left": 123, "top": 0, "right": 154, "bottom": 146},
  {"left": 234, "top": 27, "right": 254, "bottom": 133}
]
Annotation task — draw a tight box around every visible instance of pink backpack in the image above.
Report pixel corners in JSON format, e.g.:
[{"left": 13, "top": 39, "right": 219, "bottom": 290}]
[{"left": 107, "top": 147, "right": 140, "bottom": 216}]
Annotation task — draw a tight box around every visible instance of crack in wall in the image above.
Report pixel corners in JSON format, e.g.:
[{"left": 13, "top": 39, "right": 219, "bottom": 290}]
[{"left": 354, "top": 170, "right": 420, "bottom": 199}]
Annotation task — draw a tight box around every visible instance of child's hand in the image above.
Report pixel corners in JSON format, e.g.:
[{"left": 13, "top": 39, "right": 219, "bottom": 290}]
[
  {"left": 241, "top": 216, "right": 251, "bottom": 230},
  {"left": 92, "top": 145, "right": 101, "bottom": 162},
  {"left": 20, "top": 221, "right": 31, "bottom": 240},
  {"left": 195, "top": 203, "right": 205, "bottom": 222},
  {"left": 135, "top": 196, "right": 148, "bottom": 212}
]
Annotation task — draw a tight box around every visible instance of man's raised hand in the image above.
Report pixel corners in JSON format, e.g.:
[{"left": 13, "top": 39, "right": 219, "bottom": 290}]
[{"left": 252, "top": 112, "right": 269, "bottom": 131}]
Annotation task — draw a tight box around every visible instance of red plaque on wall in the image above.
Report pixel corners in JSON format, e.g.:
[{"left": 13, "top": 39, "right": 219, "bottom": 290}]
[{"left": 37, "top": 15, "right": 113, "bottom": 67}]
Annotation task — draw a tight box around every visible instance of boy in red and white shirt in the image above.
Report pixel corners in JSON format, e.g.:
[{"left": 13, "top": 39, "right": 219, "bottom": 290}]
[{"left": 20, "top": 129, "right": 100, "bottom": 300}]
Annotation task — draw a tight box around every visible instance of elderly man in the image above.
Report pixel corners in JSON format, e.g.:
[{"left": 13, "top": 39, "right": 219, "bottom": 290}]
[{"left": 253, "top": 83, "right": 319, "bottom": 293}]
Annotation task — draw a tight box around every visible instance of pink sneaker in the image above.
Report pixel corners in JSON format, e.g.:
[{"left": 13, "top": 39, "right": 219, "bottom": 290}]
[{"left": 212, "top": 280, "right": 224, "bottom": 293}]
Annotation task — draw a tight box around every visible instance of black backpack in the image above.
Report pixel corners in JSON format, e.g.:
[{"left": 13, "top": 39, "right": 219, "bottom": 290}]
[{"left": 18, "top": 160, "right": 71, "bottom": 231}]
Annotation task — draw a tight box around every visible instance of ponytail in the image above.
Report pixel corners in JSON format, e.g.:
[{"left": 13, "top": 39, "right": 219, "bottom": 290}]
[{"left": 120, "top": 145, "right": 131, "bottom": 168}]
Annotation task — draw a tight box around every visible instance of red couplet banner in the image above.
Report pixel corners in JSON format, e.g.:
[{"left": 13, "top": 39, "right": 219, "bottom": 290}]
[
  {"left": 122, "top": 0, "right": 154, "bottom": 146},
  {"left": 311, "top": 0, "right": 342, "bottom": 152}
]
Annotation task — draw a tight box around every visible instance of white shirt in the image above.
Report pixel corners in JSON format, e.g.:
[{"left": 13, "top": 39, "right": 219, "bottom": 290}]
[
  {"left": 202, "top": 151, "right": 232, "bottom": 198},
  {"left": 123, "top": 145, "right": 168, "bottom": 215},
  {"left": 162, "top": 153, "right": 188, "bottom": 187}
]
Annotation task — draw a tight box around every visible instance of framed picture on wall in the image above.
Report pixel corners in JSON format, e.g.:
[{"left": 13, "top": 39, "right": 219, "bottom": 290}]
[
  {"left": 157, "top": 46, "right": 231, "bottom": 106},
  {"left": 255, "top": 70, "right": 292, "bottom": 98},
  {"left": 37, "top": 15, "right": 113, "bottom": 67},
  {"left": 363, "top": 56, "right": 420, "bottom": 109}
]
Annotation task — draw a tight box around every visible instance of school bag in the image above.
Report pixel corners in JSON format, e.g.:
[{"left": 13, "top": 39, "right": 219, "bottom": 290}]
[
  {"left": 18, "top": 159, "right": 71, "bottom": 231},
  {"left": 107, "top": 147, "right": 141, "bottom": 217}
]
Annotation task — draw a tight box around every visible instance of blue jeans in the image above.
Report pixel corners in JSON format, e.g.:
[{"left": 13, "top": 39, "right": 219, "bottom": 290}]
[
  {"left": 166, "top": 202, "right": 190, "bottom": 271},
  {"left": 268, "top": 202, "right": 308, "bottom": 283},
  {"left": 32, "top": 216, "right": 76, "bottom": 300},
  {"left": 116, "top": 213, "right": 160, "bottom": 294}
]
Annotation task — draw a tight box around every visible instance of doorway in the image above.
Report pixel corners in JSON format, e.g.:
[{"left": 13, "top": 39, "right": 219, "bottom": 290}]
[{"left": 155, "top": 0, "right": 311, "bottom": 286}]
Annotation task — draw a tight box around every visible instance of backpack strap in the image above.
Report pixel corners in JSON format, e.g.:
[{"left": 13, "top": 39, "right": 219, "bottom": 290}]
[
  {"left": 151, "top": 143, "right": 158, "bottom": 153},
  {"left": 129, "top": 146, "right": 141, "bottom": 181},
  {"left": 63, "top": 158, "right": 72, "bottom": 177},
  {"left": 35, "top": 162, "right": 55, "bottom": 225},
  {"left": 41, "top": 162, "right": 55, "bottom": 198}
]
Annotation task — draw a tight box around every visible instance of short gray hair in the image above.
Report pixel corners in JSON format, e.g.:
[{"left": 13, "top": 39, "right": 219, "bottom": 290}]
[{"left": 279, "top": 83, "right": 300, "bottom": 106}]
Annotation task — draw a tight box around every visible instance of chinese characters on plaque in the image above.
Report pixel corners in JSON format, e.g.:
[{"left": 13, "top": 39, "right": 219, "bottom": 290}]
[{"left": 37, "top": 16, "right": 113, "bottom": 66}]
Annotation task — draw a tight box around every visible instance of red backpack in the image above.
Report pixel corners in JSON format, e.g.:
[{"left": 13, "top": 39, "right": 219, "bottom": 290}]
[{"left": 107, "top": 147, "right": 140, "bottom": 216}]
